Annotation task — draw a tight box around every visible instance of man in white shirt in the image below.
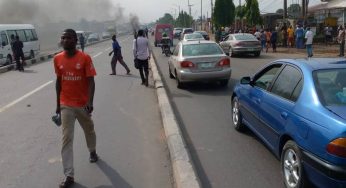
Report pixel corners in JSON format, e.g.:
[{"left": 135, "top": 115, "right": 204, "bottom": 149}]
[
  {"left": 305, "top": 27, "right": 314, "bottom": 58},
  {"left": 133, "top": 29, "right": 151, "bottom": 86}
]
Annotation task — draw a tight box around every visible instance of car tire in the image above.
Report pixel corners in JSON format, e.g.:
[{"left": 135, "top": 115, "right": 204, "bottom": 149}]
[
  {"left": 154, "top": 41, "right": 157, "bottom": 47},
  {"left": 232, "top": 97, "right": 245, "bottom": 131},
  {"left": 175, "top": 70, "right": 184, "bottom": 89},
  {"left": 229, "top": 48, "right": 234, "bottom": 57},
  {"left": 169, "top": 67, "right": 174, "bottom": 79},
  {"left": 254, "top": 51, "right": 260, "bottom": 57},
  {"left": 281, "top": 140, "right": 310, "bottom": 188},
  {"left": 220, "top": 79, "right": 229, "bottom": 87}
]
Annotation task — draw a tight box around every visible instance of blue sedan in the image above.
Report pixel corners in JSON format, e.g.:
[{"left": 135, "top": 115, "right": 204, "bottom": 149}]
[{"left": 232, "top": 58, "right": 346, "bottom": 188}]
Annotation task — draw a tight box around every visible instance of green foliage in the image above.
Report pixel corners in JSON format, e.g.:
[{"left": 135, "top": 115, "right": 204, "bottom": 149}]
[
  {"left": 213, "top": 0, "right": 235, "bottom": 28},
  {"left": 235, "top": 5, "right": 246, "bottom": 19},
  {"left": 175, "top": 11, "right": 193, "bottom": 27},
  {"left": 156, "top": 13, "right": 174, "bottom": 25},
  {"left": 245, "top": 0, "right": 262, "bottom": 25}
]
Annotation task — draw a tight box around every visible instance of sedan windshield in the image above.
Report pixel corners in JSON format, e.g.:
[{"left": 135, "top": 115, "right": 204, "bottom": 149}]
[
  {"left": 182, "top": 43, "right": 224, "bottom": 56},
  {"left": 184, "top": 33, "right": 204, "bottom": 40},
  {"left": 234, "top": 34, "right": 257, "bottom": 40},
  {"left": 314, "top": 69, "right": 346, "bottom": 106}
]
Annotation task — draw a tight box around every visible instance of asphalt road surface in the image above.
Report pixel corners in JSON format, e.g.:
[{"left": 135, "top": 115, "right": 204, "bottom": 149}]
[
  {"left": 151, "top": 38, "right": 309, "bottom": 188},
  {"left": 0, "top": 35, "right": 172, "bottom": 188}
]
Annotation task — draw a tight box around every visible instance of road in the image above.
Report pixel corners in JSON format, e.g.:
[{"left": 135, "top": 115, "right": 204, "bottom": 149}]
[
  {"left": 151, "top": 38, "right": 310, "bottom": 188},
  {"left": 0, "top": 35, "right": 172, "bottom": 188}
]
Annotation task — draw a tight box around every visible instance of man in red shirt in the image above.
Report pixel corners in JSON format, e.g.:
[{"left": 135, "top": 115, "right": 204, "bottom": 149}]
[{"left": 54, "top": 29, "right": 98, "bottom": 188}]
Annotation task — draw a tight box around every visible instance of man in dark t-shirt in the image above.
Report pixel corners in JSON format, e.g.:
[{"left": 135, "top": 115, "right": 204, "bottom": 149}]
[{"left": 12, "top": 36, "right": 25, "bottom": 71}]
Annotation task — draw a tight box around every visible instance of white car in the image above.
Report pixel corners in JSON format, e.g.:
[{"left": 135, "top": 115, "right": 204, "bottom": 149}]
[{"left": 168, "top": 40, "right": 231, "bottom": 88}]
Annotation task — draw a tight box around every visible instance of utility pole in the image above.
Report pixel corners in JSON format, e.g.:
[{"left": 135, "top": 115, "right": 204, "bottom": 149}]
[
  {"left": 211, "top": 0, "right": 213, "bottom": 33},
  {"left": 201, "top": 0, "right": 203, "bottom": 30},
  {"left": 302, "top": 0, "right": 306, "bottom": 19},
  {"left": 284, "top": 0, "right": 287, "bottom": 19},
  {"left": 188, "top": 0, "right": 193, "bottom": 17}
]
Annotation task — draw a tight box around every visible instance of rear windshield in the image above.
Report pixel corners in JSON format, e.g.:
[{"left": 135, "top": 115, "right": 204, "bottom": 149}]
[
  {"left": 234, "top": 34, "right": 256, "bottom": 40},
  {"left": 158, "top": 28, "right": 171, "bottom": 33},
  {"left": 185, "top": 33, "right": 204, "bottom": 40},
  {"left": 182, "top": 43, "right": 223, "bottom": 56},
  {"left": 314, "top": 69, "right": 346, "bottom": 106}
]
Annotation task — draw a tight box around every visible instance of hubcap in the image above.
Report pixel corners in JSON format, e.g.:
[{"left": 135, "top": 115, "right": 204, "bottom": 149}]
[
  {"left": 283, "top": 149, "right": 300, "bottom": 187},
  {"left": 232, "top": 100, "right": 239, "bottom": 125}
]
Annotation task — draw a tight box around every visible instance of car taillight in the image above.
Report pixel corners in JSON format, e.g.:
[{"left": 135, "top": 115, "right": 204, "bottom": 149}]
[
  {"left": 327, "top": 138, "right": 346, "bottom": 158},
  {"left": 218, "top": 58, "right": 230, "bottom": 67},
  {"left": 180, "top": 61, "right": 195, "bottom": 68}
]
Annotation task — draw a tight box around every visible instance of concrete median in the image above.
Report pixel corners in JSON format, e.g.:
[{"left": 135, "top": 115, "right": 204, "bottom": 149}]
[{"left": 150, "top": 56, "right": 201, "bottom": 188}]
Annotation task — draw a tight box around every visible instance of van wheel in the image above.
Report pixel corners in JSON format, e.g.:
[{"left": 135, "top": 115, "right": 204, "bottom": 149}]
[
  {"left": 30, "top": 50, "right": 35, "bottom": 59},
  {"left": 5, "top": 55, "right": 12, "bottom": 65}
]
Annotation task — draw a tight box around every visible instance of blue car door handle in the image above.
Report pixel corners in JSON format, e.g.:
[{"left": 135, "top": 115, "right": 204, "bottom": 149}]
[{"left": 281, "top": 112, "right": 288, "bottom": 119}]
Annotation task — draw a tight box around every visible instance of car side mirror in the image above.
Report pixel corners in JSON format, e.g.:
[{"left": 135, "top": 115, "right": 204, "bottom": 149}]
[{"left": 240, "top": 77, "right": 253, "bottom": 85}]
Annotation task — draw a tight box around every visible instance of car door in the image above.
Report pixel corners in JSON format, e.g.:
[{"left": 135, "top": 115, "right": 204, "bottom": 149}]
[
  {"left": 239, "top": 63, "right": 283, "bottom": 134},
  {"left": 258, "top": 64, "right": 303, "bottom": 151},
  {"left": 219, "top": 35, "right": 229, "bottom": 52},
  {"left": 169, "top": 43, "right": 180, "bottom": 72}
]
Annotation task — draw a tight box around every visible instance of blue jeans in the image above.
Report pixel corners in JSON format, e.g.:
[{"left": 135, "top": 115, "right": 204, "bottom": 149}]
[{"left": 306, "top": 44, "right": 313, "bottom": 57}]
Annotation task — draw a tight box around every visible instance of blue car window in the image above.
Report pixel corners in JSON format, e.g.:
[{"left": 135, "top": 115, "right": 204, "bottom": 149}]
[
  {"left": 271, "top": 65, "right": 302, "bottom": 101},
  {"left": 254, "top": 65, "right": 282, "bottom": 90},
  {"left": 314, "top": 69, "right": 346, "bottom": 106}
]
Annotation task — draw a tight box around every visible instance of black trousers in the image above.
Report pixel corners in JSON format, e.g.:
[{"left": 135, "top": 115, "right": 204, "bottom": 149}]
[
  {"left": 137, "top": 59, "right": 149, "bottom": 83},
  {"left": 110, "top": 56, "right": 130, "bottom": 74}
]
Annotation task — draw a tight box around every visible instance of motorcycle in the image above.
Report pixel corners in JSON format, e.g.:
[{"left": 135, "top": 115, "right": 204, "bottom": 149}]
[{"left": 161, "top": 38, "right": 171, "bottom": 57}]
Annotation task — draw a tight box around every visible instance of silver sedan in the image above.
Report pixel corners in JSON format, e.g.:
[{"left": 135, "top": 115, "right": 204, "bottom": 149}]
[
  {"left": 168, "top": 40, "right": 231, "bottom": 88},
  {"left": 219, "top": 33, "right": 261, "bottom": 57}
]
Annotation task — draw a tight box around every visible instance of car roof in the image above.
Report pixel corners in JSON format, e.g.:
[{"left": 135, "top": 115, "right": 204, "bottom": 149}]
[
  {"left": 180, "top": 40, "right": 216, "bottom": 45},
  {"left": 275, "top": 58, "right": 346, "bottom": 70}
]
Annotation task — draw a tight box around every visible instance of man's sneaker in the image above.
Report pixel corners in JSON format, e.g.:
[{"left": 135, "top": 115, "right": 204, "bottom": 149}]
[
  {"left": 59, "top": 176, "right": 74, "bottom": 188},
  {"left": 89, "top": 151, "right": 99, "bottom": 163}
]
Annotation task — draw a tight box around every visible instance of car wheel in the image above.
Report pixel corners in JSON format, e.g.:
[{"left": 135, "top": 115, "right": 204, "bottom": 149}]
[
  {"left": 219, "top": 79, "right": 229, "bottom": 87},
  {"left": 169, "top": 66, "right": 174, "bottom": 79},
  {"left": 254, "top": 51, "right": 260, "bottom": 57},
  {"left": 154, "top": 41, "right": 157, "bottom": 47},
  {"left": 175, "top": 70, "right": 184, "bottom": 89},
  {"left": 281, "top": 140, "right": 310, "bottom": 188},
  {"left": 229, "top": 48, "right": 234, "bottom": 57},
  {"left": 232, "top": 97, "right": 245, "bottom": 131}
]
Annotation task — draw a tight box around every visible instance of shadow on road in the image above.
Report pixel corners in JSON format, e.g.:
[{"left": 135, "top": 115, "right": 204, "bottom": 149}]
[{"left": 96, "top": 159, "right": 133, "bottom": 188}]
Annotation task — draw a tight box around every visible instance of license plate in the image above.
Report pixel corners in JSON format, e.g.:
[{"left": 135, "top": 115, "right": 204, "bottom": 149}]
[
  {"left": 247, "top": 48, "right": 254, "bottom": 51},
  {"left": 199, "top": 63, "right": 213, "bottom": 68}
]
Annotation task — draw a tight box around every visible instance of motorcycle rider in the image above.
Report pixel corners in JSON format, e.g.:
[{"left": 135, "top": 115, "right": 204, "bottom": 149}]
[{"left": 161, "top": 32, "right": 171, "bottom": 54}]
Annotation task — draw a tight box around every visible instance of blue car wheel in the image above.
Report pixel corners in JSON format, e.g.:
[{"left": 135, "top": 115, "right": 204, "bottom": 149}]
[{"left": 232, "top": 97, "right": 245, "bottom": 131}]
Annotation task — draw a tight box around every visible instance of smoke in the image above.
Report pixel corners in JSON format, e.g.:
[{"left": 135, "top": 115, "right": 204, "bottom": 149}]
[
  {"left": 0, "top": 0, "right": 121, "bottom": 24},
  {"left": 129, "top": 14, "right": 139, "bottom": 37}
]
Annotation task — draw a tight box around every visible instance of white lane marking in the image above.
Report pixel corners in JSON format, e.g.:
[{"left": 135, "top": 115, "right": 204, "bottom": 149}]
[
  {"left": 0, "top": 80, "right": 54, "bottom": 113},
  {"left": 93, "top": 52, "right": 102, "bottom": 58},
  {"left": 105, "top": 47, "right": 112, "bottom": 51}
]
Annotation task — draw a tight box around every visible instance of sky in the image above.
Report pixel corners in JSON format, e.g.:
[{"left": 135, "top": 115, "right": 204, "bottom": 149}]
[
  {"left": 113, "top": 0, "right": 324, "bottom": 23},
  {"left": 0, "top": 0, "right": 326, "bottom": 24}
]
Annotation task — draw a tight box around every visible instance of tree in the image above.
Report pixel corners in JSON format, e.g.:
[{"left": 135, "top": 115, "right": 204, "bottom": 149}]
[
  {"left": 245, "top": 0, "right": 262, "bottom": 25},
  {"left": 276, "top": 9, "right": 284, "bottom": 14},
  {"left": 287, "top": 4, "right": 301, "bottom": 18},
  {"left": 175, "top": 11, "right": 193, "bottom": 28},
  {"left": 213, "top": 0, "right": 235, "bottom": 28},
  {"left": 235, "top": 5, "right": 246, "bottom": 19},
  {"left": 156, "top": 13, "right": 174, "bottom": 25}
]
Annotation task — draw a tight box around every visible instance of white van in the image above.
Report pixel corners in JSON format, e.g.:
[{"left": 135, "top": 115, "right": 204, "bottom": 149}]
[{"left": 0, "top": 24, "right": 40, "bottom": 66}]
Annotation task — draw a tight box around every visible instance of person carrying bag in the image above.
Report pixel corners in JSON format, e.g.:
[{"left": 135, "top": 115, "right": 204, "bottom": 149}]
[{"left": 133, "top": 29, "right": 150, "bottom": 87}]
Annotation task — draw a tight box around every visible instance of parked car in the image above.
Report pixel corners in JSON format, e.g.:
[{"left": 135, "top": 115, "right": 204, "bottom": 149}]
[
  {"left": 168, "top": 40, "right": 231, "bottom": 88},
  {"left": 193, "top": 31, "right": 210, "bottom": 40},
  {"left": 173, "top": 27, "right": 183, "bottom": 39},
  {"left": 181, "top": 33, "right": 205, "bottom": 41},
  {"left": 179, "top": 28, "right": 194, "bottom": 40},
  {"left": 231, "top": 58, "right": 346, "bottom": 188},
  {"left": 219, "top": 33, "right": 261, "bottom": 57},
  {"left": 87, "top": 33, "right": 100, "bottom": 43},
  {"left": 101, "top": 32, "right": 111, "bottom": 39}
]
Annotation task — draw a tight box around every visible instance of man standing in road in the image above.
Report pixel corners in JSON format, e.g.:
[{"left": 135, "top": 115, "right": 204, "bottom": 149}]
[
  {"left": 338, "top": 25, "right": 345, "bottom": 57},
  {"left": 305, "top": 27, "right": 314, "bottom": 58},
  {"left": 12, "top": 35, "right": 25, "bottom": 71},
  {"left": 108, "top": 34, "right": 130, "bottom": 75},
  {"left": 79, "top": 34, "right": 85, "bottom": 52},
  {"left": 133, "top": 29, "right": 150, "bottom": 87},
  {"left": 54, "top": 29, "right": 98, "bottom": 188}
]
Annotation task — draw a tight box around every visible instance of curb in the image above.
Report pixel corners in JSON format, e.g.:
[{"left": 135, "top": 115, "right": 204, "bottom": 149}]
[{"left": 149, "top": 56, "right": 201, "bottom": 188}]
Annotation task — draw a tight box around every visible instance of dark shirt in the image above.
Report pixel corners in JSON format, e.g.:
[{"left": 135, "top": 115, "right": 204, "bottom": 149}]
[
  {"left": 12, "top": 40, "right": 24, "bottom": 55},
  {"left": 112, "top": 40, "right": 122, "bottom": 57},
  {"left": 79, "top": 36, "right": 85, "bottom": 45},
  {"left": 271, "top": 31, "right": 278, "bottom": 42}
]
